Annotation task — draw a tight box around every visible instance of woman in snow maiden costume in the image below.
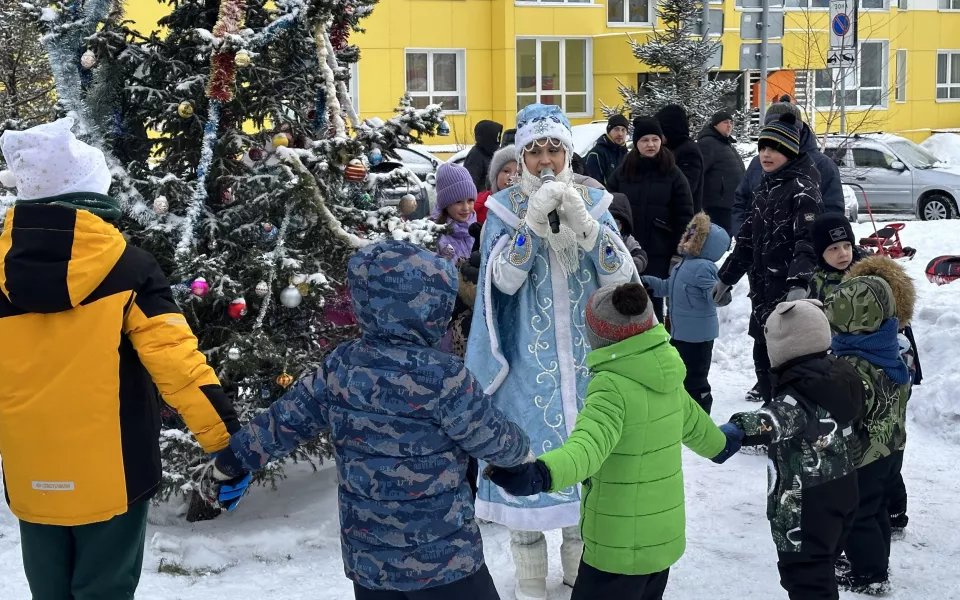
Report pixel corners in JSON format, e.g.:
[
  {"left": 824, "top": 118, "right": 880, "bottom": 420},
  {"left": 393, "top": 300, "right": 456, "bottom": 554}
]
[{"left": 466, "top": 104, "right": 636, "bottom": 599}]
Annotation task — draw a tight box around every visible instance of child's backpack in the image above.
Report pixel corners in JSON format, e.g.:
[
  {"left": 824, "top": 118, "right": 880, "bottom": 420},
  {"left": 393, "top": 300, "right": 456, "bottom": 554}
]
[{"left": 926, "top": 255, "right": 960, "bottom": 286}]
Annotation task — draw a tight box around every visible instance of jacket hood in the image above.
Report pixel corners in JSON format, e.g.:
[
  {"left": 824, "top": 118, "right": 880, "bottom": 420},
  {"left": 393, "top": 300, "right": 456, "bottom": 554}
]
[
  {"left": 474, "top": 120, "right": 504, "bottom": 154},
  {"left": 655, "top": 105, "right": 690, "bottom": 146},
  {"left": 348, "top": 240, "right": 458, "bottom": 347},
  {"left": 826, "top": 275, "right": 896, "bottom": 334},
  {"left": 696, "top": 123, "right": 734, "bottom": 144},
  {"left": 587, "top": 325, "right": 684, "bottom": 393},
  {"left": 595, "top": 133, "right": 627, "bottom": 152},
  {"left": 775, "top": 354, "right": 864, "bottom": 425},
  {"left": 845, "top": 256, "right": 915, "bottom": 325},
  {"left": 798, "top": 122, "right": 819, "bottom": 154},
  {"left": 0, "top": 204, "right": 126, "bottom": 313},
  {"left": 678, "top": 212, "right": 730, "bottom": 261},
  {"left": 608, "top": 193, "right": 634, "bottom": 237}
]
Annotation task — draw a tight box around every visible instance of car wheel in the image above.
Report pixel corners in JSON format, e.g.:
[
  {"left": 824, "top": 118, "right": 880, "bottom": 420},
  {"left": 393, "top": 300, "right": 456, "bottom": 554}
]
[{"left": 918, "top": 194, "right": 957, "bottom": 221}]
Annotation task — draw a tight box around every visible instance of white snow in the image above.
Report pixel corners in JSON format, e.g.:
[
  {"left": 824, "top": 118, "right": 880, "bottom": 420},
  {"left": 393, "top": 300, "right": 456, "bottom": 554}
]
[
  {"left": 921, "top": 133, "right": 960, "bottom": 166},
  {"left": 1, "top": 220, "right": 959, "bottom": 599},
  {"left": 39, "top": 6, "right": 58, "bottom": 22}
]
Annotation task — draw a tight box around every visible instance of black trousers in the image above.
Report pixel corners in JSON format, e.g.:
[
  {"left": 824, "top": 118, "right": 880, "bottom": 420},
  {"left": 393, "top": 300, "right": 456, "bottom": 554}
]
[
  {"left": 571, "top": 559, "right": 669, "bottom": 600},
  {"left": 704, "top": 206, "right": 733, "bottom": 237},
  {"left": 753, "top": 338, "right": 773, "bottom": 404},
  {"left": 354, "top": 565, "right": 499, "bottom": 600},
  {"left": 777, "top": 474, "right": 858, "bottom": 600},
  {"left": 843, "top": 455, "right": 895, "bottom": 578},
  {"left": 671, "top": 339, "right": 714, "bottom": 414},
  {"left": 886, "top": 450, "right": 907, "bottom": 522}
]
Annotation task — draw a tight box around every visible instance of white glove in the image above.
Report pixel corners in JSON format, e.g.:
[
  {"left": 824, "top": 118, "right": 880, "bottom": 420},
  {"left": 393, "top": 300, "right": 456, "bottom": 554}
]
[
  {"left": 561, "top": 185, "right": 600, "bottom": 249},
  {"left": 526, "top": 181, "right": 565, "bottom": 238}
]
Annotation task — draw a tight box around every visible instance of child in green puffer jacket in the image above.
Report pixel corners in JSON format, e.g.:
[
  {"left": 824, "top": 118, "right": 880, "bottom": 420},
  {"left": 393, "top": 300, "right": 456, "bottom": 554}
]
[{"left": 485, "top": 283, "right": 742, "bottom": 600}]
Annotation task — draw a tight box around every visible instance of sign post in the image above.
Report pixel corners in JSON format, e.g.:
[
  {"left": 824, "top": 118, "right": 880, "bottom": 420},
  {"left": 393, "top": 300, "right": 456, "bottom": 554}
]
[{"left": 828, "top": 0, "right": 857, "bottom": 133}]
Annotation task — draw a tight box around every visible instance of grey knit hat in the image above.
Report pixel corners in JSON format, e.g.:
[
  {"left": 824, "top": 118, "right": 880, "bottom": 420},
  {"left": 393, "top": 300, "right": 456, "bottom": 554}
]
[
  {"left": 764, "top": 299, "right": 832, "bottom": 368},
  {"left": 585, "top": 283, "right": 659, "bottom": 349},
  {"left": 487, "top": 145, "right": 518, "bottom": 192},
  {"left": 764, "top": 102, "right": 802, "bottom": 124}
]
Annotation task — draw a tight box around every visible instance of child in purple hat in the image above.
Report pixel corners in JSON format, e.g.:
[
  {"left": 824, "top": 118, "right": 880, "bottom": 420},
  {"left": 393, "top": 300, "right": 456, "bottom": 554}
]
[{"left": 434, "top": 162, "right": 479, "bottom": 263}]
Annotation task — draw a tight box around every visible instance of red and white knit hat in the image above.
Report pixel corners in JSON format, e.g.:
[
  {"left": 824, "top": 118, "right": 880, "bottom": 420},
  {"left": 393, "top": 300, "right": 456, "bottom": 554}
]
[{"left": 585, "top": 283, "right": 658, "bottom": 349}]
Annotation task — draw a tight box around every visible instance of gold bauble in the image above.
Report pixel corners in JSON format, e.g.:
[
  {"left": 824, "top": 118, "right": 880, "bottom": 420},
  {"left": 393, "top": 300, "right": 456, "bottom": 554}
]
[
  {"left": 177, "top": 101, "right": 194, "bottom": 118},
  {"left": 234, "top": 50, "right": 251, "bottom": 67},
  {"left": 276, "top": 373, "right": 294, "bottom": 388},
  {"left": 272, "top": 133, "right": 290, "bottom": 148}
]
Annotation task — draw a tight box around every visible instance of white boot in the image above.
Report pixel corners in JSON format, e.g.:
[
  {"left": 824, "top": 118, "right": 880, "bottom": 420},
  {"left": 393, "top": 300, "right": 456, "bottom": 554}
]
[
  {"left": 560, "top": 526, "right": 583, "bottom": 588},
  {"left": 510, "top": 530, "right": 548, "bottom": 600}
]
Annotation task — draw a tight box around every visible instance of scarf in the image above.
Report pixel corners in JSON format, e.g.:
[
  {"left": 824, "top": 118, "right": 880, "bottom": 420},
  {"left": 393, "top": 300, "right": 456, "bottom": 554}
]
[
  {"left": 437, "top": 213, "right": 477, "bottom": 263},
  {"left": 519, "top": 167, "right": 581, "bottom": 276},
  {"left": 832, "top": 318, "right": 910, "bottom": 385}
]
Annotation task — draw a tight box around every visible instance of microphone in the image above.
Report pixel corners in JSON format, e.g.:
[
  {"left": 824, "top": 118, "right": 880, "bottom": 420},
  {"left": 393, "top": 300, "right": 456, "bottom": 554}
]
[{"left": 540, "top": 168, "right": 561, "bottom": 234}]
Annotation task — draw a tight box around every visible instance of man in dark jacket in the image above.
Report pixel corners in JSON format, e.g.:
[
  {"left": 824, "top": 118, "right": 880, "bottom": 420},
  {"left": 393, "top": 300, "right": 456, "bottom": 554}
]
[
  {"left": 656, "top": 104, "right": 704, "bottom": 212},
  {"left": 463, "top": 119, "right": 504, "bottom": 192},
  {"left": 697, "top": 110, "right": 746, "bottom": 235},
  {"left": 584, "top": 114, "right": 629, "bottom": 187},
  {"left": 732, "top": 103, "right": 844, "bottom": 236},
  {"left": 501, "top": 128, "right": 516, "bottom": 148}
]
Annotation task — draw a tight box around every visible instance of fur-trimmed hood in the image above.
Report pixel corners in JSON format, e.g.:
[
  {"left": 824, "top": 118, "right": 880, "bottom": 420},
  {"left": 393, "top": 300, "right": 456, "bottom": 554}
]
[
  {"left": 678, "top": 212, "right": 730, "bottom": 262},
  {"left": 844, "top": 255, "right": 916, "bottom": 325}
]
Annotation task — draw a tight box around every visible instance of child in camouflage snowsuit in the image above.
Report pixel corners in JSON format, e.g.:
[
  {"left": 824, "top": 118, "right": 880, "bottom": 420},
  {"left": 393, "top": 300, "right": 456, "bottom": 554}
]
[
  {"left": 212, "top": 240, "right": 531, "bottom": 600},
  {"left": 726, "top": 299, "right": 863, "bottom": 600},
  {"left": 825, "top": 264, "right": 915, "bottom": 596}
]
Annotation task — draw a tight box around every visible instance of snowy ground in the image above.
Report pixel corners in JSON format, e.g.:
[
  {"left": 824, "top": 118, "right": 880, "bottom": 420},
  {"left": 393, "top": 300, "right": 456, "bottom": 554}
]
[{"left": 1, "top": 220, "right": 959, "bottom": 599}]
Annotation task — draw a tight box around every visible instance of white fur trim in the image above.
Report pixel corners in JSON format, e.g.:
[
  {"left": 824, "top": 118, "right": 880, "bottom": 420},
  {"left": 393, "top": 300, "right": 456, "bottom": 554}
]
[
  {"left": 486, "top": 195, "right": 522, "bottom": 231},
  {"left": 549, "top": 249, "right": 581, "bottom": 439},
  {"left": 482, "top": 235, "right": 513, "bottom": 395},
  {"left": 492, "top": 240, "right": 531, "bottom": 296},
  {"left": 475, "top": 497, "right": 581, "bottom": 532},
  {"left": 600, "top": 225, "right": 640, "bottom": 285}
]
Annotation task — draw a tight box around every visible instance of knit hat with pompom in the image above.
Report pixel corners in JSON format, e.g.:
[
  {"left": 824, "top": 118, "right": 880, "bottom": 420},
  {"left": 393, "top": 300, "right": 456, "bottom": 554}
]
[{"left": 585, "top": 283, "right": 659, "bottom": 349}]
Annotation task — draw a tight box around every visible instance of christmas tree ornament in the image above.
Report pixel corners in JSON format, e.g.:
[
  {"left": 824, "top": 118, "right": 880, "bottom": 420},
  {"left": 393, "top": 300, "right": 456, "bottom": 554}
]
[
  {"left": 261, "top": 385, "right": 271, "bottom": 399},
  {"left": 227, "top": 297, "right": 248, "bottom": 320},
  {"left": 262, "top": 222, "right": 278, "bottom": 241},
  {"left": 276, "top": 372, "right": 294, "bottom": 388},
  {"left": 190, "top": 277, "right": 209, "bottom": 297},
  {"left": 280, "top": 284, "right": 303, "bottom": 308},
  {"left": 398, "top": 194, "right": 418, "bottom": 216},
  {"left": 369, "top": 147, "right": 382, "bottom": 166},
  {"left": 248, "top": 147, "right": 264, "bottom": 162},
  {"left": 345, "top": 159, "right": 367, "bottom": 182},
  {"left": 272, "top": 133, "right": 290, "bottom": 148},
  {"left": 178, "top": 101, "right": 194, "bottom": 118},
  {"left": 221, "top": 187, "right": 235, "bottom": 204},
  {"left": 438, "top": 120, "right": 451, "bottom": 136},
  {"left": 255, "top": 281, "right": 269, "bottom": 297},
  {"left": 296, "top": 282, "right": 310, "bottom": 297},
  {"left": 153, "top": 196, "right": 168, "bottom": 215},
  {"left": 234, "top": 50, "right": 251, "bottom": 67},
  {"left": 227, "top": 347, "right": 241, "bottom": 360},
  {"left": 80, "top": 50, "right": 97, "bottom": 70}
]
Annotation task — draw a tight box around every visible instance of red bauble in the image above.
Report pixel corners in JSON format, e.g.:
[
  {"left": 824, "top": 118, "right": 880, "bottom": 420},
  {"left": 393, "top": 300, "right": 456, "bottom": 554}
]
[
  {"left": 227, "top": 297, "right": 248, "bottom": 320},
  {"left": 344, "top": 159, "right": 367, "bottom": 182},
  {"left": 248, "top": 147, "right": 264, "bottom": 161}
]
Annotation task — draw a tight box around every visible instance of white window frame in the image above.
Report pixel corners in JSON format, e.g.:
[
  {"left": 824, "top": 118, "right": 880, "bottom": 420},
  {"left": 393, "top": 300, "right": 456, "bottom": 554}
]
[
  {"left": 895, "top": 49, "right": 906, "bottom": 103},
  {"left": 403, "top": 49, "right": 467, "bottom": 114},
  {"left": 814, "top": 40, "right": 889, "bottom": 110},
  {"left": 349, "top": 62, "right": 360, "bottom": 114},
  {"left": 515, "top": 37, "right": 593, "bottom": 118},
  {"left": 606, "top": 0, "right": 655, "bottom": 26},
  {"left": 939, "top": 0, "right": 960, "bottom": 10},
  {"left": 515, "top": 0, "right": 595, "bottom": 5},
  {"left": 937, "top": 50, "right": 960, "bottom": 102}
]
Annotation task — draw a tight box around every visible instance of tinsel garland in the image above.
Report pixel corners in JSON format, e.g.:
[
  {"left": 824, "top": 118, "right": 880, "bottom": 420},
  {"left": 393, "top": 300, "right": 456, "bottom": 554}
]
[
  {"left": 324, "top": 32, "right": 361, "bottom": 130},
  {"left": 206, "top": 0, "right": 246, "bottom": 103},
  {"left": 253, "top": 200, "right": 294, "bottom": 331},
  {"left": 175, "top": 102, "right": 222, "bottom": 260},
  {"left": 314, "top": 21, "right": 347, "bottom": 139}
]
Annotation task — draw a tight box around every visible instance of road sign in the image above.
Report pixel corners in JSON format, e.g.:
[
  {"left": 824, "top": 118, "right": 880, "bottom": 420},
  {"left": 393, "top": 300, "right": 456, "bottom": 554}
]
[
  {"left": 829, "top": 0, "right": 857, "bottom": 52},
  {"left": 827, "top": 47, "right": 856, "bottom": 69}
]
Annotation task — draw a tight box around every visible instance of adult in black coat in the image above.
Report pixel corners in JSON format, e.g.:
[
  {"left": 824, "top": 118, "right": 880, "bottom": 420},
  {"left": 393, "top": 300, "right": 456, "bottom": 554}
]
[
  {"left": 584, "top": 114, "right": 629, "bottom": 187},
  {"left": 463, "top": 120, "right": 503, "bottom": 192},
  {"left": 697, "top": 111, "right": 746, "bottom": 235},
  {"left": 732, "top": 103, "right": 844, "bottom": 236},
  {"left": 656, "top": 104, "right": 704, "bottom": 213},
  {"left": 607, "top": 116, "right": 694, "bottom": 319}
]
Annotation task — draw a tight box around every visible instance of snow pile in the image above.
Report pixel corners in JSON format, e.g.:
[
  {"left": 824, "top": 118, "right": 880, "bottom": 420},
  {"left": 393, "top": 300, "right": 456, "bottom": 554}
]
[{"left": 920, "top": 133, "right": 960, "bottom": 166}]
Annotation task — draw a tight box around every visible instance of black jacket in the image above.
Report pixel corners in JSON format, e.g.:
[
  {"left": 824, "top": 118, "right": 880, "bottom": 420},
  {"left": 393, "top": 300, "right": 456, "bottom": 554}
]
[
  {"left": 697, "top": 124, "right": 746, "bottom": 215},
  {"left": 607, "top": 157, "right": 694, "bottom": 278},
  {"left": 733, "top": 122, "right": 844, "bottom": 236},
  {"left": 609, "top": 192, "right": 650, "bottom": 274},
  {"left": 463, "top": 120, "right": 503, "bottom": 192},
  {"left": 657, "top": 109, "right": 704, "bottom": 213},
  {"left": 719, "top": 153, "right": 823, "bottom": 338},
  {"left": 584, "top": 134, "right": 628, "bottom": 187}
]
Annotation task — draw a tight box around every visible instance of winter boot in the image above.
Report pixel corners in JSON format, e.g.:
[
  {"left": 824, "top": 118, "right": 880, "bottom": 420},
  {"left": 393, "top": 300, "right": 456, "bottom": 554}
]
[
  {"left": 889, "top": 512, "right": 908, "bottom": 540},
  {"left": 837, "top": 571, "right": 890, "bottom": 596},
  {"left": 510, "top": 530, "right": 548, "bottom": 600},
  {"left": 745, "top": 381, "right": 763, "bottom": 402},
  {"left": 560, "top": 526, "right": 583, "bottom": 588},
  {"left": 835, "top": 554, "right": 851, "bottom": 577}
]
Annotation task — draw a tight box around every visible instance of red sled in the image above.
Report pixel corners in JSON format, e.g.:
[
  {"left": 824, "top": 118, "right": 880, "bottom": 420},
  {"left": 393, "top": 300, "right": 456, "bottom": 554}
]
[
  {"left": 858, "top": 223, "right": 916, "bottom": 260},
  {"left": 926, "top": 255, "right": 960, "bottom": 286}
]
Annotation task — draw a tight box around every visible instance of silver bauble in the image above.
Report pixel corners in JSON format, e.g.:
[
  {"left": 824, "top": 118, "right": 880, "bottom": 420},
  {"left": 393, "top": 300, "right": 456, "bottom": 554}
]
[
  {"left": 227, "top": 347, "right": 241, "bottom": 360},
  {"left": 153, "top": 196, "right": 168, "bottom": 215},
  {"left": 280, "top": 284, "right": 303, "bottom": 308},
  {"left": 255, "top": 281, "right": 269, "bottom": 297}
]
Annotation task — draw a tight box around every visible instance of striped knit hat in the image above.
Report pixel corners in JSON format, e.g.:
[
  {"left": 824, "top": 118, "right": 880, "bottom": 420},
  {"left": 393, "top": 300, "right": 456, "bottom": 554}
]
[
  {"left": 758, "top": 113, "right": 801, "bottom": 160},
  {"left": 585, "top": 283, "right": 659, "bottom": 349}
]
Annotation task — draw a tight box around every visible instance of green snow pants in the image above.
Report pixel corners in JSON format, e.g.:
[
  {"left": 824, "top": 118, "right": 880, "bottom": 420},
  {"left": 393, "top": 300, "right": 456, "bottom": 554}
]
[{"left": 18, "top": 501, "right": 149, "bottom": 600}]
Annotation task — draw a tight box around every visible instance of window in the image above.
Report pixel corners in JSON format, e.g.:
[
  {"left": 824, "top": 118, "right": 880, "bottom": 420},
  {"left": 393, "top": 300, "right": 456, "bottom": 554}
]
[
  {"left": 898, "top": 0, "right": 908, "bottom": 9},
  {"left": 404, "top": 50, "right": 466, "bottom": 113},
  {"left": 824, "top": 147, "right": 849, "bottom": 167},
  {"left": 895, "top": 49, "right": 906, "bottom": 103},
  {"left": 937, "top": 51, "right": 960, "bottom": 100},
  {"left": 607, "top": 0, "right": 652, "bottom": 24},
  {"left": 940, "top": 0, "right": 960, "bottom": 8},
  {"left": 782, "top": 0, "right": 830, "bottom": 8},
  {"left": 815, "top": 41, "right": 888, "bottom": 109},
  {"left": 852, "top": 148, "right": 897, "bottom": 169},
  {"left": 349, "top": 62, "right": 360, "bottom": 114},
  {"left": 516, "top": 38, "right": 591, "bottom": 116},
  {"left": 860, "top": 0, "right": 886, "bottom": 8}
]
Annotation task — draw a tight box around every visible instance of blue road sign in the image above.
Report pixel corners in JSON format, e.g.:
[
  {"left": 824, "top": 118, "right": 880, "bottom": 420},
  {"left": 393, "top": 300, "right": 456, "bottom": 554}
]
[{"left": 832, "top": 14, "right": 851, "bottom": 37}]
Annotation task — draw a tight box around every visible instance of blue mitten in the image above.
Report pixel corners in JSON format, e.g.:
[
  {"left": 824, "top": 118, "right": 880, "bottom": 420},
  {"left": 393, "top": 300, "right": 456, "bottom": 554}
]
[
  {"left": 713, "top": 423, "right": 745, "bottom": 464},
  {"left": 484, "top": 460, "right": 552, "bottom": 497},
  {"left": 211, "top": 452, "right": 252, "bottom": 511}
]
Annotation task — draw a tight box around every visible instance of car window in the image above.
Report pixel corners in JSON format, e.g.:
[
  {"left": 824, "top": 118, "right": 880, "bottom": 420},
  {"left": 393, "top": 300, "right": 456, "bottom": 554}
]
[
  {"left": 394, "top": 148, "right": 434, "bottom": 167},
  {"left": 852, "top": 148, "right": 896, "bottom": 170},
  {"left": 824, "top": 147, "right": 848, "bottom": 167}
]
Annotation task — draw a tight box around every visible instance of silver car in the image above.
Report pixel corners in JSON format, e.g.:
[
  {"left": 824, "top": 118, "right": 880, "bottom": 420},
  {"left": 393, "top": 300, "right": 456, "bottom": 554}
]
[{"left": 824, "top": 134, "right": 960, "bottom": 220}]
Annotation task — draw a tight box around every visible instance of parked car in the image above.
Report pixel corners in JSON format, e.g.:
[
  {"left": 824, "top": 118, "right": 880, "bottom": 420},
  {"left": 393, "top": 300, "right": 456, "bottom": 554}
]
[
  {"left": 369, "top": 160, "right": 432, "bottom": 220},
  {"left": 391, "top": 147, "right": 442, "bottom": 186},
  {"left": 842, "top": 184, "right": 859, "bottom": 223},
  {"left": 823, "top": 133, "right": 960, "bottom": 220}
]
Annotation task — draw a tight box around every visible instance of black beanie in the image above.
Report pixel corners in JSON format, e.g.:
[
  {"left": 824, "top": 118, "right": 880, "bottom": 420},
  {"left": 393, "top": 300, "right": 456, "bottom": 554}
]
[
  {"left": 607, "top": 114, "right": 630, "bottom": 132},
  {"left": 632, "top": 116, "right": 664, "bottom": 145},
  {"left": 812, "top": 212, "right": 855, "bottom": 261},
  {"left": 710, "top": 110, "right": 734, "bottom": 126},
  {"left": 654, "top": 104, "right": 690, "bottom": 144}
]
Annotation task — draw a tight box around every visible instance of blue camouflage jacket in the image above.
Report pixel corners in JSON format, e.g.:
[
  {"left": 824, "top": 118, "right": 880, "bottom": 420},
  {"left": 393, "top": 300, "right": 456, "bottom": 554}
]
[{"left": 218, "top": 240, "right": 530, "bottom": 592}]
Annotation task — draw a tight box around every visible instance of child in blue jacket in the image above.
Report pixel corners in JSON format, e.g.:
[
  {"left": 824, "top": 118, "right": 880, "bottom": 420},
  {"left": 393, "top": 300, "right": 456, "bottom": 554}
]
[
  {"left": 210, "top": 240, "right": 530, "bottom": 600},
  {"left": 642, "top": 213, "right": 730, "bottom": 414}
]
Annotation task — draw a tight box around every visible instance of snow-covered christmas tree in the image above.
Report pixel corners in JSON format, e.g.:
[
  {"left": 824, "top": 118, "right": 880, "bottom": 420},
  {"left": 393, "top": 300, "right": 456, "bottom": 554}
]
[
  {"left": 608, "top": 0, "right": 751, "bottom": 137},
  {"left": 18, "top": 0, "right": 449, "bottom": 520}
]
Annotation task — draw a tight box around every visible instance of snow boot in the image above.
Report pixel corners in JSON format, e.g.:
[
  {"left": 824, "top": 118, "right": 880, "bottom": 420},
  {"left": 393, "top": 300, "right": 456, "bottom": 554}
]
[
  {"left": 745, "top": 381, "right": 763, "bottom": 402},
  {"left": 511, "top": 530, "right": 548, "bottom": 600},
  {"left": 837, "top": 571, "right": 890, "bottom": 596},
  {"left": 835, "top": 554, "right": 851, "bottom": 577},
  {"left": 889, "top": 512, "right": 908, "bottom": 540},
  {"left": 560, "top": 526, "right": 583, "bottom": 588}
]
